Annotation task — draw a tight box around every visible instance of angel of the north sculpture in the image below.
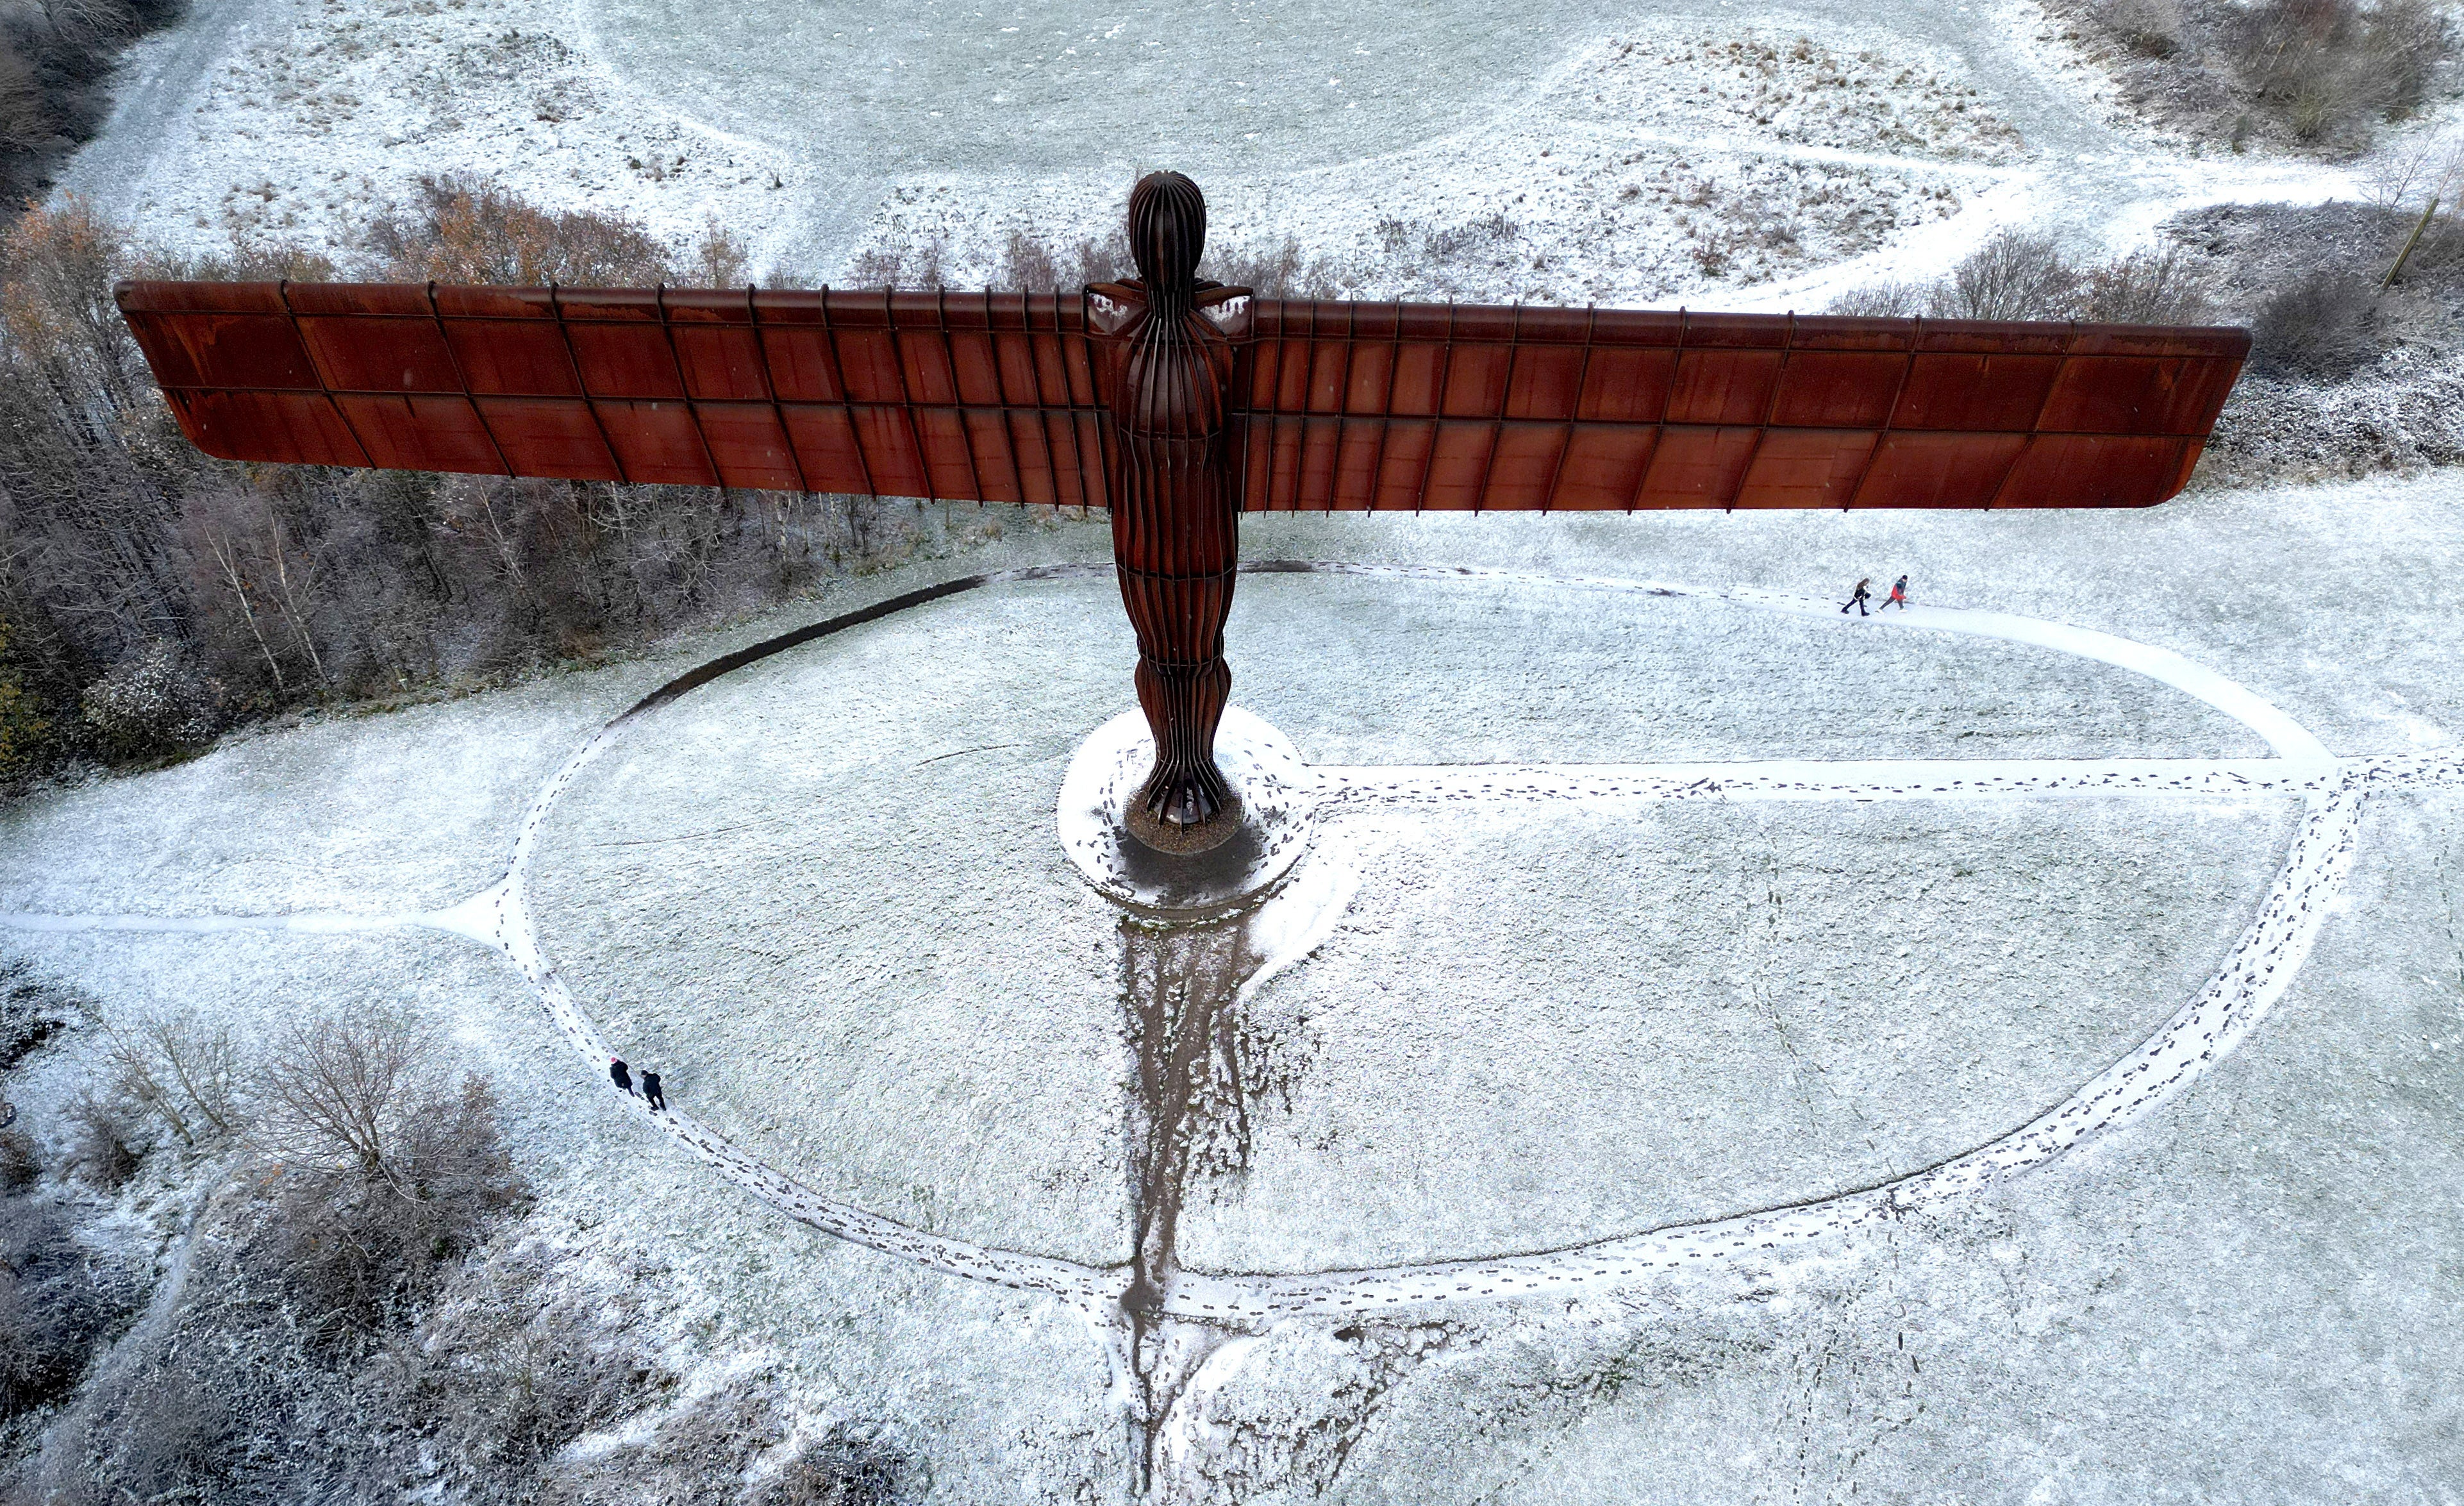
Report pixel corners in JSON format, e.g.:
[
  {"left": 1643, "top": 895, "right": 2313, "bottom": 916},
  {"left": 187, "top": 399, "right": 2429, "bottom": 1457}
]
[{"left": 115, "top": 171, "right": 2247, "bottom": 844}]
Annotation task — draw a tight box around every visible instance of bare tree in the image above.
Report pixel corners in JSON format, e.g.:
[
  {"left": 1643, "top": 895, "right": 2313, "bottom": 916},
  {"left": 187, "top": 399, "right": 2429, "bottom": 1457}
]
[
  {"left": 194, "top": 508, "right": 287, "bottom": 691},
  {"left": 258, "top": 1012, "right": 435, "bottom": 1181},
  {"left": 98, "top": 1008, "right": 240, "bottom": 1149},
  {"left": 252, "top": 494, "right": 328, "bottom": 688},
  {"left": 688, "top": 215, "right": 753, "bottom": 288}
]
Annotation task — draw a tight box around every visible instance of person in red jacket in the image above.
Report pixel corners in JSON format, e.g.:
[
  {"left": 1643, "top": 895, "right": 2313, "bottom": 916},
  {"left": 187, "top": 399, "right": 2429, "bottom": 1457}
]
[{"left": 1881, "top": 574, "right": 1910, "bottom": 611}]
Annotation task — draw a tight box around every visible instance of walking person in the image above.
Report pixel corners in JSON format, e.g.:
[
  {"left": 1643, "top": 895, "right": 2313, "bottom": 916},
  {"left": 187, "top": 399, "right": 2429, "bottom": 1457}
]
[
  {"left": 1881, "top": 574, "right": 1911, "bottom": 611},
  {"left": 641, "top": 1071, "right": 665, "bottom": 1113},
  {"left": 1842, "top": 577, "right": 1872, "bottom": 616},
  {"left": 610, "top": 1057, "right": 635, "bottom": 1096}
]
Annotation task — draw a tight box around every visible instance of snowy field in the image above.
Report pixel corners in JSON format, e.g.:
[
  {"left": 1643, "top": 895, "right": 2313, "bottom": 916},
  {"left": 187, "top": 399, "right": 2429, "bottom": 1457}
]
[
  {"left": 9, "top": 471, "right": 2464, "bottom": 1500},
  {"left": 53, "top": 0, "right": 2422, "bottom": 304},
  {"left": 13, "top": 0, "right": 2464, "bottom": 1498}
]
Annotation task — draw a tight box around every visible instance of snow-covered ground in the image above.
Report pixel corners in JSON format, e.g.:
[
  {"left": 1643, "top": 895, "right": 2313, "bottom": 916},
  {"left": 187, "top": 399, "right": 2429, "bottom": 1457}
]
[
  {"left": 51, "top": 0, "right": 2425, "bottom": 304},
  {"left": 20, "top": 0, "right": 2464, "bottom": 1498},
  {"left": 9, "top": 467, "right": 2464, "bottom": 1500}
]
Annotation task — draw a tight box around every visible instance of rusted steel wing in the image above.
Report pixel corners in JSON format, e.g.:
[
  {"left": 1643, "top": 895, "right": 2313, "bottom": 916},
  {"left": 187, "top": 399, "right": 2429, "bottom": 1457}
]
[
  {"left": 114, "top": 281, "right": 1116, "bottom": 508},
  {"left": 117, "top": 281, "right": 2246, "bottom": 512},
  {"left": 1229, "top": 302, "right": 2249, "bottom": 511}
]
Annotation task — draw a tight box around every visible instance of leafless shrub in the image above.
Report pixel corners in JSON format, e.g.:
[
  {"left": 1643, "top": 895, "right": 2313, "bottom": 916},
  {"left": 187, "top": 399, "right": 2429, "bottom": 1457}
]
[
  {"left": 1420, "top": 209, "right": 1519, "bottom": 268},
  {"left": 2078, "top": 245, "right": 2214, "bottom": 324},
  {"left": 2251, "top": 269, "right": 2383, "bottom": 378},
  {"left": 2223, "top": 0, "right": 2454, "bottom": 145},
  {"left": 2053, "top": 0, "right": 2452, "bottom": 150},
  {"left": 848, "top": 236, "right": 947, "bottom": 290},
  {"left": 2096, "top": 0, "right": 2186, "bottom": 56},
  {"left": 0, "top": 1126, "right": 35, "bottom": 1191},
  {"left": 168, "top": 235, "right": 342, "bottom": 284},
  {"left": 0, "top": 1198, "right": 133, "bottom": 1419},
  {"left": 535, "top": 1374, "right": 803, "bottom": 1505},
  {"left": 989, "top": 225, "right": 1131, "bottom": 291},
  {"left": 690, "top": 215, "right": 754, "bottom": 289},
  {"left": 751, "top": 1423, "right": 922, "bottom": 1506},
  {"left": 1931, "top": 230, "right": 2081, "bottom": 320},
  {"left": 29, "top": 1353, "right": 238, "bottom": 1505},
  {"left": 60, "top": 1089, "right": 138, "bottom": 1187},
  {"left": 993, "top": 228, "right": 1063, "bottom": 291},
  {"left": 1831, "top": 235, "right": 2213, "bottom": 327},
  {"left": 376, "top": 1253, "right": 664, "bottom": 1488},
  {"left": 1825, "top": 280, "right": 1929, "bottom": 318},
  {"left": 365, "top": 172, "right": 674, "bottom": 286},
  {"left": 1076, "top": 228, "right": 1131, "bottom": 287},
  {"left": 1206, "top": 235, "right": 1343, "bottom": 298},
  {"left": 98, "top": 1007, "right": 240, "bottom": 1150},
  {"left": 0, "top": 958, "right": 72, "bottom": 1071}
]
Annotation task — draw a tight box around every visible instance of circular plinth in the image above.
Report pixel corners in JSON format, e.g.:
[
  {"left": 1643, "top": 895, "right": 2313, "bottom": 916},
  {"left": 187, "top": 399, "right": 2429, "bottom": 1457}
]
[{"left": 1057, "top": 706, "right": 1320, "bottom": 915}]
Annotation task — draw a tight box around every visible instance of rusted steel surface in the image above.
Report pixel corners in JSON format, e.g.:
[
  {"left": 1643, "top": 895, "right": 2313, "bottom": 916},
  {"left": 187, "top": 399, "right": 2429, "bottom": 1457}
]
[
  {"left": 116, "top": 283, "right": 2246, "bottom": 514},
  {"left": 115, "top": 281, "right": 1116, "bottom": 508},
  {"left": 113, "top": 168, "right": 2252, "bottom": 842},
  {"left": 1229, "top": 303, "right": 2248, "bottom": 511},
  {"left": 1083, "top": 171, "right": 1252, "bottom": 832}
]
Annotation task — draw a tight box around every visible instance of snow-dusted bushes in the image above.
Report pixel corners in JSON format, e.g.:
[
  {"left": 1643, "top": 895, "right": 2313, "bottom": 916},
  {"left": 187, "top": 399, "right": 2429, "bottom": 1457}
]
[
  {"left": 248, "top": 1074, "right": 529, "bottom": 1337},
  {"left": 2218, "top": 0, "right": 2452, "bottom": 146},
  {"left": 749, "top": 1427, "right": 920, "bottom": 1506},
  {"left": 372, "top": 1260, "right": 667, "bottom": 1494},
  {"left": 1828, "top": 231, "right": 2215, "bottom": 323},
  {"left": 2046, "top": 0, "right": 2456, "bottom": 149},
  {"left": 363, "top": 173, "right": 682, "bottom": 288},
  {"left": 57, "top": 1091, "right": 136, "bottom": 1187},
  {"left": 0, "top": 1020, "right": 544, "bottom": 1502},
  {"left": 0, "top": 1129, "right": 32, "bottom": 1192},
  {"left": 77, "top": 641, "right": 219, "bottom": 758},
  {"left": 0, "top": 1200, "right": 137, "bottom": 1422},
  {"left": 0, "top": 962, "right": 67, "bottom": 1073},
  {"left": 2251, "top": 270, "right": 2385, "bottom": 378}
]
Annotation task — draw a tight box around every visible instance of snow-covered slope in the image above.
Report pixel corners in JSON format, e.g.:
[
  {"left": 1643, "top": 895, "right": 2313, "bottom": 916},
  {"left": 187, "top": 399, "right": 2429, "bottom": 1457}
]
[
  {"left": 9, "top": 471, "right": 2464, "bottom": 1500},
  {"left": 19, "top": 2, "right": 2464, "bottom": 1500},
  {"left": 53, "top": 0, "right": 2391, "bottom": 303}
]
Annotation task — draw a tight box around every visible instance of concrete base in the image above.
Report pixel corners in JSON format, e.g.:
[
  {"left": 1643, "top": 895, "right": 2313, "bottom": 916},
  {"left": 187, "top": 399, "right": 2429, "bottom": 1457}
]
[{"left": 1058, "top": 707, "right": 1320, "bottom": 916}]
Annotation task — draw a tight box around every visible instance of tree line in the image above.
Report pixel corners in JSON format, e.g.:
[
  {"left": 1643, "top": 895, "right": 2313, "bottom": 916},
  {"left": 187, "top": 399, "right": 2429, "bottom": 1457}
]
[{"left": 0, "top": 180, "right": 929, "bottom": 782}]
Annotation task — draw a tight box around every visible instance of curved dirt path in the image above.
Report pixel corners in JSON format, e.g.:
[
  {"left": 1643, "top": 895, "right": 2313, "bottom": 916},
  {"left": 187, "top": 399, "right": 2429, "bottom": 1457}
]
[{"left": 50, "top": 0, "right": 278, "bottom": 222}]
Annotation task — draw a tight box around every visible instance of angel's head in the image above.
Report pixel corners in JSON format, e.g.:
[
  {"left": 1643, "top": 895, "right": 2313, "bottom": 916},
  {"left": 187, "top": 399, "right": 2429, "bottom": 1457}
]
[{"left": 1128, "top": 171, "right": 1207, "bottom": 297}]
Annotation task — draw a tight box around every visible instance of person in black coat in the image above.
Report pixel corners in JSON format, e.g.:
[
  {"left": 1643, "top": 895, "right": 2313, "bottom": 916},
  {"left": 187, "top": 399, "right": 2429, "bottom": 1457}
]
[
  {"left": 641, "top": 1071, "right": 665, "bottom": 1113},
  {"left": 1842, "top": 578, "right": 1872, "bottom": 616},
  {"left": 610, "top": 1057, "right": 634, "bottom": 1096}
]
